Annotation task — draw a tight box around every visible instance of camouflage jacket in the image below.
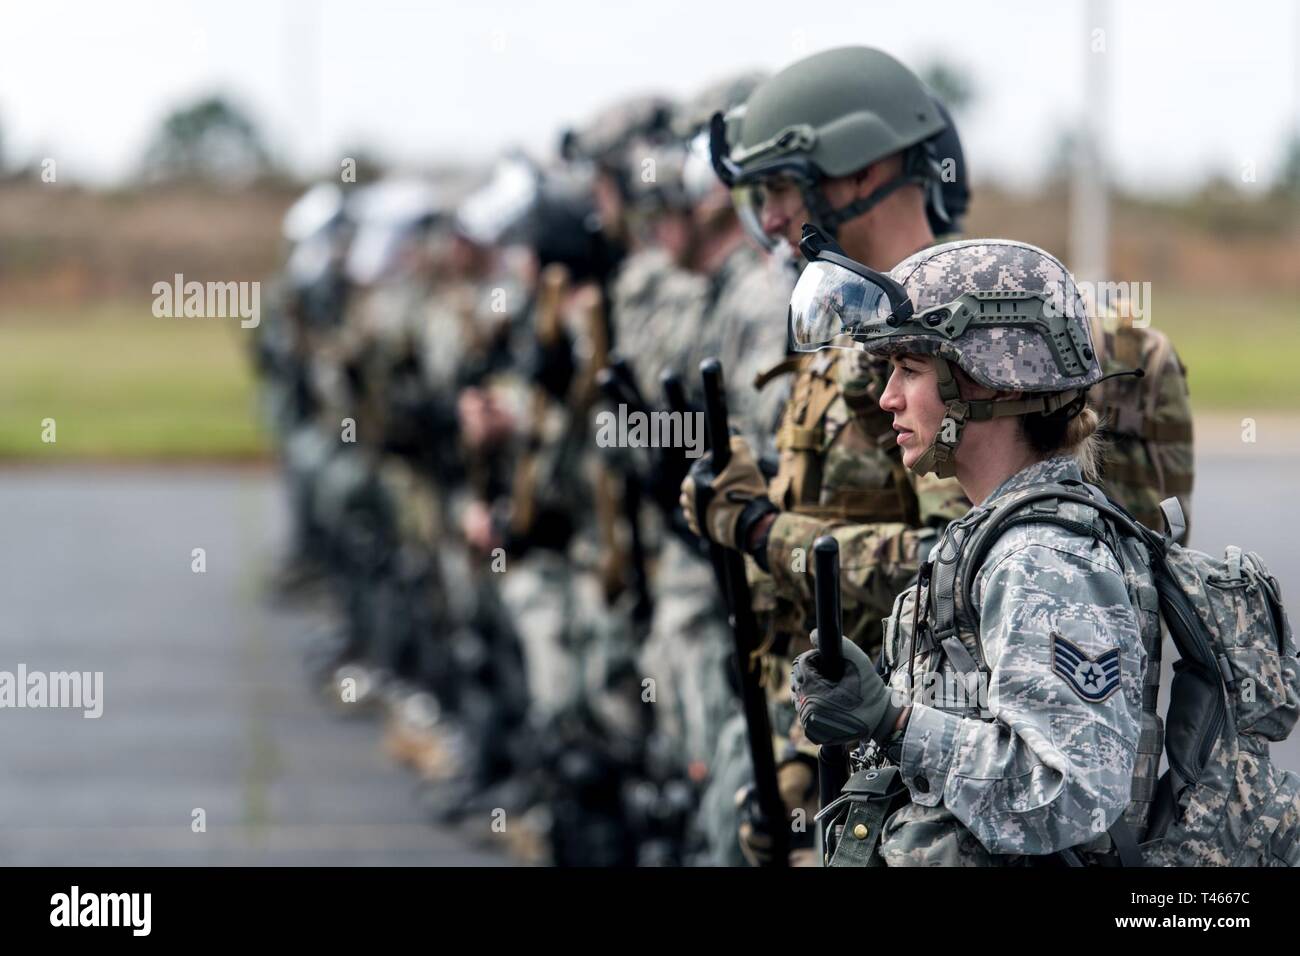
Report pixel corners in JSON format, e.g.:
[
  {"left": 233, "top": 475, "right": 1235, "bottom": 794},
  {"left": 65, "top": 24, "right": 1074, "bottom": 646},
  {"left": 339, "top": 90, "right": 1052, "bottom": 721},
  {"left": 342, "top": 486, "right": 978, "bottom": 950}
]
[
  {"left": 611, "top": 242, "right": 791, "bottom": 445},
  {"left": 750, "top": 346, "right": 969, "bottom": 662},
  {"left": 610, "top": 247, "right": 710, "bottom": 402},
  {"left": 877, "top": 455, "right": 1145, "bottom": 864},
  {"left": 709, "top": 242, "right": 797, "bottom": 452}
]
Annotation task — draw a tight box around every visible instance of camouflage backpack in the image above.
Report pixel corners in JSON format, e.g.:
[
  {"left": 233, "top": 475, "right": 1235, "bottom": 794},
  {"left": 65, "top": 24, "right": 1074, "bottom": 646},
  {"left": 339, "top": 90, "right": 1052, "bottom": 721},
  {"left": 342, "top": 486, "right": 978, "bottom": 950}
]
[
  {"left": 935, "top": 480, "right": 1300, "bottom": 866},
  {"left": 1088, "top": 313, "right": 1195, "bottom": 539}
]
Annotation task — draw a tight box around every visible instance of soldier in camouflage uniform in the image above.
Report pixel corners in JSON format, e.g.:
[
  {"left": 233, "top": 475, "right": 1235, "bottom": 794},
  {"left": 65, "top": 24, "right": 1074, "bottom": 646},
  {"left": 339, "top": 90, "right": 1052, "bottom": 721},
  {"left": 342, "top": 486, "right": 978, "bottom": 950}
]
[
  {"left": 613, "top": 74, "right": 791, "bottom": 444},
  {"left": 254, "top": 184, "right": 353, "bottom": 596},
  {"left": 685, "top": 46, "right": 1194, "bottom": 865},
  {"left": 682, "top": 47, "right": 972, "bottom": 865},
  {"left": 297, "top": 177, "right": 532, "bottom": 802},
  {"left": 474, "top": 156, "right": 636, "bottom": 723},
  {"left": 790, "top": 237, "right": 1153, "bottom": 865},
  {"left": 610, "top": 97, "right": 793, "bottom": 814},
  {"left": 290, "top": 180, "right": 450, "bottom": 687},
  {"left": 444, "top": 151, "right": 683, "bottom": 860}
]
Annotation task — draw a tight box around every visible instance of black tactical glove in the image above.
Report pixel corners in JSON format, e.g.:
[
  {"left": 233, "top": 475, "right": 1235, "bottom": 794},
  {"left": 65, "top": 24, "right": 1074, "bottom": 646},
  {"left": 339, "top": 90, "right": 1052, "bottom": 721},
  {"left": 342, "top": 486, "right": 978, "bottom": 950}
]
[
  {"left": 530, "top": 330, "right": 576, "bottom": 401},
  {"left": 791, "top": 629, "right": 905, "bottom": 747}
]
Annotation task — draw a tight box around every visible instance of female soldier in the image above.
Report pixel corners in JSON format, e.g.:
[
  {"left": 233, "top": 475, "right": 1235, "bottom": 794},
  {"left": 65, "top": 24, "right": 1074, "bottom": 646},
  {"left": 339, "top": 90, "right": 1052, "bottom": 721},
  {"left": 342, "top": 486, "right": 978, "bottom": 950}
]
[{"left": 787, "top": 233, "right": 1155, "bottom": 866}]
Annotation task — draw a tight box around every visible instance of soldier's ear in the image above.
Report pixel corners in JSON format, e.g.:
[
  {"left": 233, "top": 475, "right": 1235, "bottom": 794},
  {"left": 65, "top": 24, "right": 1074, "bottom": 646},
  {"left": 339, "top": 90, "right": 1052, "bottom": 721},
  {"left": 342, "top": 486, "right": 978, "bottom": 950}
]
[
  {"left": 821, "top": 172, "right": 859, "bottom": 207},
  {"left": 854, "top": 153, "right": 903, "bottom": 197}
]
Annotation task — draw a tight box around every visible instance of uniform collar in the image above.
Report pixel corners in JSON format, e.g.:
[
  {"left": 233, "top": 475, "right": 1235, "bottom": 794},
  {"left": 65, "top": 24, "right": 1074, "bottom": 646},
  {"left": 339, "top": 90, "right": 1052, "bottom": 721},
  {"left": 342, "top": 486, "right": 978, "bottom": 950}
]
[{"left": 983, "top": 455, "right": 1082, "bottom": 506}]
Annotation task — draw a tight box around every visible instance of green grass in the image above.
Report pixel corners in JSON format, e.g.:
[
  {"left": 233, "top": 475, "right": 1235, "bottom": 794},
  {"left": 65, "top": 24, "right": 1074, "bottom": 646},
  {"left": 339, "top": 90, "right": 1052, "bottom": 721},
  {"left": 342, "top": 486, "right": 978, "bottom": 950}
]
[
  {"left": 0, "top": 291, "right": 1293, "bottom": 461},
  {"left": 1155, "top": 292, "right": 1300, "bottom": 411},
  {"left": 0, "top": 302, "right": 268, "bottom": 459}
]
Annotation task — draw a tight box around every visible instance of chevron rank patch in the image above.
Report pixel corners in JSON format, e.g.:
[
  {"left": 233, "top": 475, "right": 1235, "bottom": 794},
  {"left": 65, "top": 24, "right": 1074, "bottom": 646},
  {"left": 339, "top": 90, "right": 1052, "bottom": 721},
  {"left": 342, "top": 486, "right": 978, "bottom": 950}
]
[{"left": 1051, "top": 631, "right": 1121, "bottom": 702}]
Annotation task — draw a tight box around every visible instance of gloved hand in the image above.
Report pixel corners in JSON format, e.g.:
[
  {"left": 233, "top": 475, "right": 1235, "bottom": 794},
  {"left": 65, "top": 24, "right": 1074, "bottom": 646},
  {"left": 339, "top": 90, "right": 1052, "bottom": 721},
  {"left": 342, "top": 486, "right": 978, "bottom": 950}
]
[
  {"left": 734, "top": 784, "right": 774, "bottom": 867},
  {"left": 735, "top": 759, "right": 818, "bottom": 867},
  {"left": 530, "top": 329, "right": 576, "bottom": 401},
  {"left": 791, "top": 628, "right": 906, "bottom": 746},
  {"left": 678, "top": 434, "right": 775, "bottom": 551},
  {"left": 457, "top": 387, "right": 516, "bottom": 452}
]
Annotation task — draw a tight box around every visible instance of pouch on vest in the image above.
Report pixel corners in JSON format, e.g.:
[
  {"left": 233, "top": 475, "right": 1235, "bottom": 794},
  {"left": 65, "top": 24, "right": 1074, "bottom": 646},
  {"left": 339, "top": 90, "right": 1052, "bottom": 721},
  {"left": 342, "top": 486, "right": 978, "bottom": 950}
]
[{"left": 819, "top": 765, "right": 911, "bottom": 867}]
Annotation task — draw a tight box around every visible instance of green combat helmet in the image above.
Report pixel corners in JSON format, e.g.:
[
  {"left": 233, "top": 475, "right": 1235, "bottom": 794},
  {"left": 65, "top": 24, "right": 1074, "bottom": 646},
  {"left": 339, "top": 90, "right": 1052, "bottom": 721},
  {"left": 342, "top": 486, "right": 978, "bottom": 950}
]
[
  {"left": 789, "top": 226, "right": 1108, "bottom": 477},
  {"left": 673, "top": 70, "right": 769, "bottom": 140},
  {"left": 709, "top": 46, "right": 967, "bottom": 248},
  {"left": 559, "top": 93, "right": 677, "bottom": 199},
  {"left": 624, "top": 73, "right": 766, "bottom": 219}
]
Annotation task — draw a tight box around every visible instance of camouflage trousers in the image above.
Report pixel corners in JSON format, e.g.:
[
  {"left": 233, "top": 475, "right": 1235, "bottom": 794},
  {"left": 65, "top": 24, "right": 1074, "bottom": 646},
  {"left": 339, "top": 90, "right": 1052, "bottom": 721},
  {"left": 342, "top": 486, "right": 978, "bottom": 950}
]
[
  {"left": 637, "top": 536, "right": 738, "bottom": 775},
  {"left": 699, "top": 647, "right": 804, "bottom": 866},
  {"left": 699, "top": 712, "right": 752, "bottom": 866},
  {"left": 309, "top": 442, "right": 458, "bottom": 684},
  {"left": 282, "top": 423, "right": 336, "bottom": 560},
  {"left": 501, "top": 550, "right": 640, "bottom": 733}
]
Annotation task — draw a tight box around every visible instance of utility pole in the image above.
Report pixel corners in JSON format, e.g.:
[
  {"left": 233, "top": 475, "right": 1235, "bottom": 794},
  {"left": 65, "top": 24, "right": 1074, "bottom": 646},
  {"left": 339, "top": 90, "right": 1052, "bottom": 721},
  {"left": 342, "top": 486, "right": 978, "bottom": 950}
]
[{"left": 1070, "top": 0, "right": 1111, "bottom": 291}]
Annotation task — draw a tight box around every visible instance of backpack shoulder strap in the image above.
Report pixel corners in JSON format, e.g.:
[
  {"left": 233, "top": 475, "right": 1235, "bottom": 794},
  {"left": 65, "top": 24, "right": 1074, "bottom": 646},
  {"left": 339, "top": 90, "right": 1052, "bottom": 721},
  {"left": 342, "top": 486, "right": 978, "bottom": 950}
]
[
  {"left": 924, "top": 504, "right": 993, "bottom": 661},
  {"left": 928, "top": 481, "right": 1158, "bottom": 673},
  {"left": 967, "top": 480, "right": 1156, "bottom": 578}
]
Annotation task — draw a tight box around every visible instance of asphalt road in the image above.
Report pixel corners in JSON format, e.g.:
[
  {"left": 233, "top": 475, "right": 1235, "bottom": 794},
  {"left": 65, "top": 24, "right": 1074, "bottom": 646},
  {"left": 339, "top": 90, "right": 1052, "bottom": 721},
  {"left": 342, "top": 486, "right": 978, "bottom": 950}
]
[
  {"left": 0, "top": 466, "right": 507, "bottom": 865},
  {"left": 0, "top": 446, "right": 1295, "bottom": 865}
]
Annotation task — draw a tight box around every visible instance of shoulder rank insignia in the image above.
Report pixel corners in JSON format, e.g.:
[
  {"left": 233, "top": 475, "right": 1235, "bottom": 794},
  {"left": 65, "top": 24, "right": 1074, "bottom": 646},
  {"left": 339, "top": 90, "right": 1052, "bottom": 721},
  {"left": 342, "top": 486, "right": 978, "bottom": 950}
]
[{"left": 1051, "top": 631, "right": 1121, "bottom": 702}]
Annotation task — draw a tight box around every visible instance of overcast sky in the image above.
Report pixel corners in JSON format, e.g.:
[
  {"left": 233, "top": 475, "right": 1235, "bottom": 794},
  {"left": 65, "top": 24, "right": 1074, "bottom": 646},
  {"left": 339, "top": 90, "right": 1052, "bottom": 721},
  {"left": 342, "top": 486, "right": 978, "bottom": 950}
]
[{"left": 2, "top": 0, "right": 1296, "bottom": 192}]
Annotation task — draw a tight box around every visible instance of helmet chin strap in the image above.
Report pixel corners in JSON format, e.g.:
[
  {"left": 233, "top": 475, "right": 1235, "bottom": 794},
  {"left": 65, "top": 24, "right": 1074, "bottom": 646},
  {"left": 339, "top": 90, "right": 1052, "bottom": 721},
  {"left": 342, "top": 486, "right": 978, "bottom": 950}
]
[
  {"left": 910, "top": 358, "right": 966, "bottom": 478},
  {"left": 908, "top": 358, "right": 1089, "bottom": 479},
  {"left": 800, "top": 147, "right": 933, "bottom": 241}
]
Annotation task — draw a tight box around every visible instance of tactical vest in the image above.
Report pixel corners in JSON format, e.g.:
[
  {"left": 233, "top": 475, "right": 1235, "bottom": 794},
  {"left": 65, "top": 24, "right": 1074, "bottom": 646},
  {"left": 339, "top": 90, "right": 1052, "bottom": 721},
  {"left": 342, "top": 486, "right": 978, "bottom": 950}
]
[{"left": 756, "top": 350, "right": 919, "bottom": 527}]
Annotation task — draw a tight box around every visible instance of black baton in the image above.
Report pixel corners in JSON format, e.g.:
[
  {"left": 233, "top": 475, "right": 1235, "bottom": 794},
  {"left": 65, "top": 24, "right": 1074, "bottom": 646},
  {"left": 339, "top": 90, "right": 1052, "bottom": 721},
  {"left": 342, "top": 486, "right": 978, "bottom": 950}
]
[{"left": 699, "top": 357, "right": 789, "bottom": 866}]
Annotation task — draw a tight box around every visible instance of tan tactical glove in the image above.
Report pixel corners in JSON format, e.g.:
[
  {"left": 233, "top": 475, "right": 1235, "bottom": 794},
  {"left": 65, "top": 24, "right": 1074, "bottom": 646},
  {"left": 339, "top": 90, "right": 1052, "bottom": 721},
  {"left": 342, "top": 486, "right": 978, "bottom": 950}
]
[{"left": 679, "top": 435, "right": 775, "bottom": 551}]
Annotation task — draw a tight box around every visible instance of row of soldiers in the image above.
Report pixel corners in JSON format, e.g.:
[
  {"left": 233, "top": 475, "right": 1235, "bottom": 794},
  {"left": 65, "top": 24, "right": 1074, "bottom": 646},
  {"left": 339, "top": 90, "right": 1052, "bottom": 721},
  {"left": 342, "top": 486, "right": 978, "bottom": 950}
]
[{"left": 251, "top": 46, "right": 1195, "bottom": 866}]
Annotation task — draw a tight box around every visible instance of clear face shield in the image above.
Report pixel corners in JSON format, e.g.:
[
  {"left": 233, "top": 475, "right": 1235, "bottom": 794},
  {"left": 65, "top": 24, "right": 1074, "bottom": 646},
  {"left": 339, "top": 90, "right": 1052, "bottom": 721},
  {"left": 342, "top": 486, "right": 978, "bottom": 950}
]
[
  {"left": 787, "top": 225, "right": 917, "bottom": 352},
  {"left": 682, "top": 131, "right": 721, "bottom": 206},
  {"left": 455, "top": 156, "right": 541, "bottom": 247},
  {"left": 727, "top": 181, "right": 776, "bottom": 252},
  {"left": 787, "top": 258, "right": 890, "bottom": 350},
  {"left": 708, "top": 110, "right": 811, "bottom": 256}
]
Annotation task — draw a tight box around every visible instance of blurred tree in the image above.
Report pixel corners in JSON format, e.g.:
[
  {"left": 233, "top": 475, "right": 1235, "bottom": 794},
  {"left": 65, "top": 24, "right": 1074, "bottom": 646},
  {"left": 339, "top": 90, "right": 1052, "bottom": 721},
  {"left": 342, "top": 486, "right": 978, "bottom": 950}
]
[
  {"left": 918, "top": 62, "right": 977, "bottom": 115},
  {"left": 140, "top": 95, "right": 272, "bottom": 185}
]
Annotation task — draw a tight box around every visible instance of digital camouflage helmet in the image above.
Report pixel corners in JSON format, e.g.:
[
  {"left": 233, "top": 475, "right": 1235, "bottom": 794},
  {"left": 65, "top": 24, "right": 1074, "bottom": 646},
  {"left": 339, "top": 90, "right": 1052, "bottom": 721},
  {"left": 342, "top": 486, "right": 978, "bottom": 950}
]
[
  {"left": 789, "top": 226, "right": 1106, "bottom": 477},
  {"left": 710, "top": 46, "right": 969, "bottom": 250}
]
